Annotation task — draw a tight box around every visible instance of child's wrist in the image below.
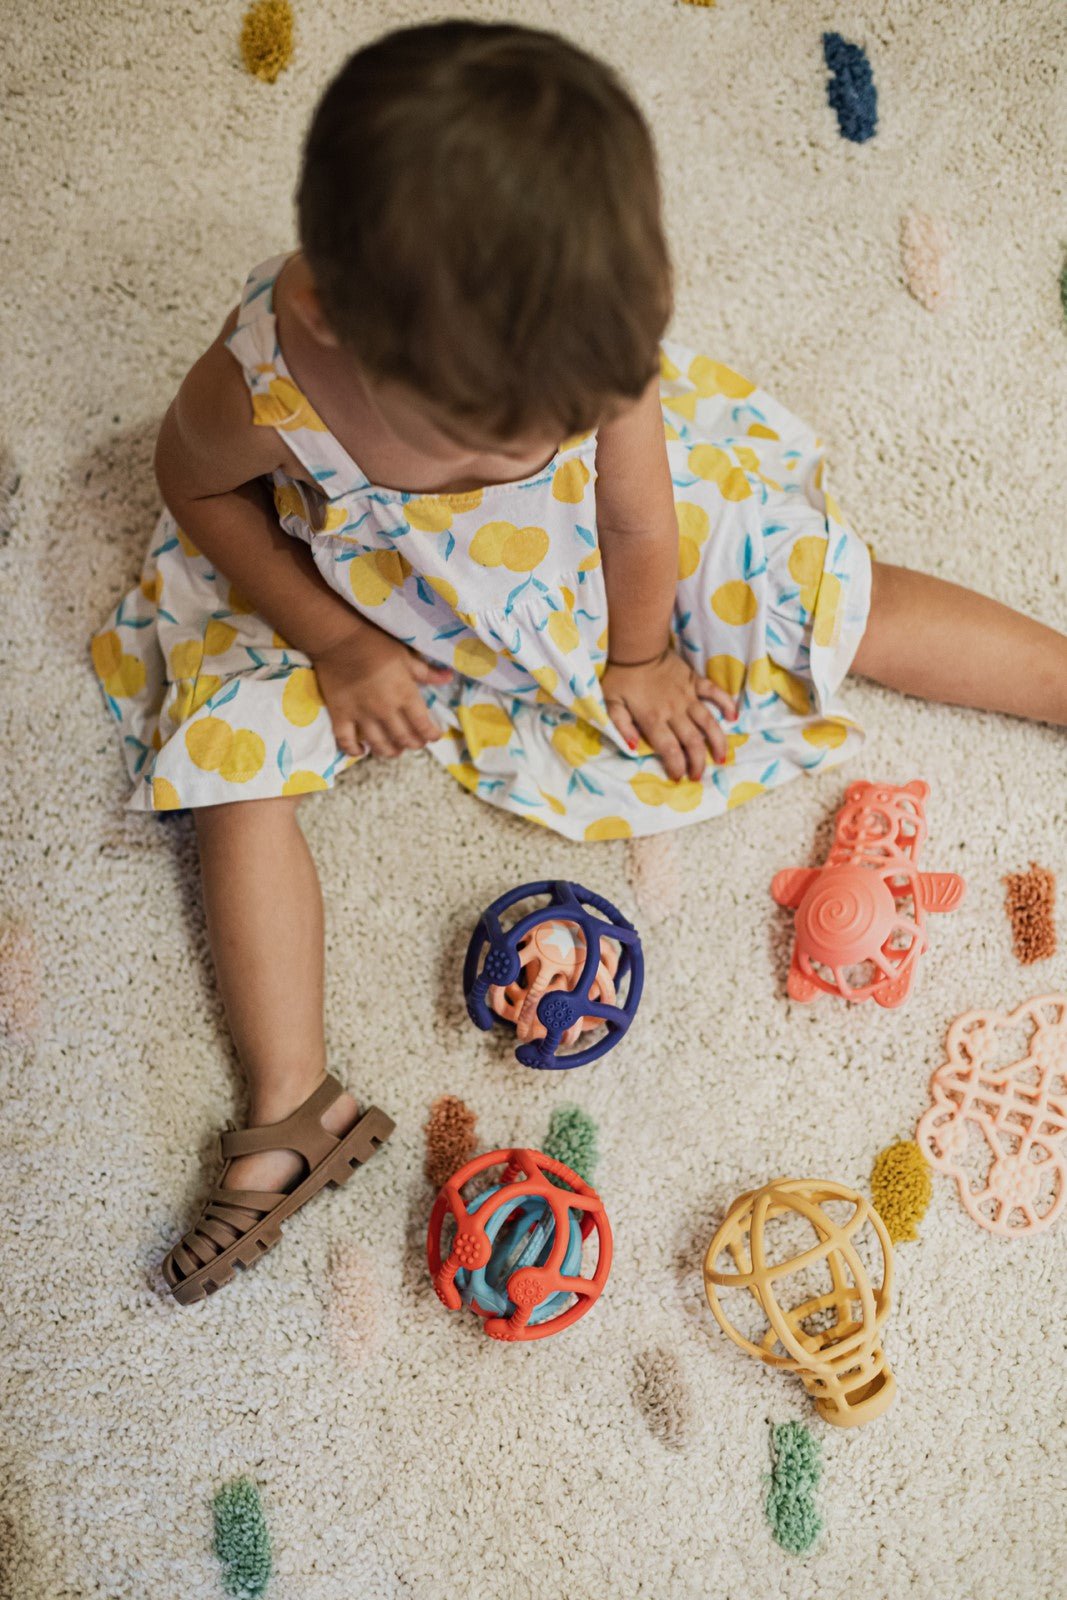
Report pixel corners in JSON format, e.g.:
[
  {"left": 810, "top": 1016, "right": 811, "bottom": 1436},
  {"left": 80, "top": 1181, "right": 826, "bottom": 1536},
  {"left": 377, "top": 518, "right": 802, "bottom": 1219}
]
[{"left": 606, "top": 645, "right": 670, "bottom": 669}]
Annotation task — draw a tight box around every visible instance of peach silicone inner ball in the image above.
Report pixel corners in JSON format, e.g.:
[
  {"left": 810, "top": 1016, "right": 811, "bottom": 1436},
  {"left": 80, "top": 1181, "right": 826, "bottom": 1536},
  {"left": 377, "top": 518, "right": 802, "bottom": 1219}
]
[{"left": 487, "top": 918, "right": 619, "bottom": 1046}]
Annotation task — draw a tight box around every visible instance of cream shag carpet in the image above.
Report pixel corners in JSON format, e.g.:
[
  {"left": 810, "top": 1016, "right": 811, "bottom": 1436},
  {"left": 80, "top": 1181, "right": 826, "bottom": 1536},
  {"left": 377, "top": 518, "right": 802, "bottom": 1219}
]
[{"left": 2, "top": 2, "right": 1065, "bottom": 1596}]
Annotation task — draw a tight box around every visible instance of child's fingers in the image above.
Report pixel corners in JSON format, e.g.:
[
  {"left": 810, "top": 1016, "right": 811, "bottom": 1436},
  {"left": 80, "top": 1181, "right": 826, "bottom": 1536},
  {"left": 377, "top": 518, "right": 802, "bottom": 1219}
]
[
  {"left": 690, "top": 701, "right": 727, "bottom": 765},
  {"left": 695, "top": 679, "right": 738, "bottom": 721},
  {"left": 332, "top": 718, "right": 365, "bottom": 759},
  {"left": 409, "top": 655, "right": 453, "bottom": 685},
  {"left": 358, "top": 722, "right": 394, "bottom": 759},
  {"left": 404, "top": 701, "right": 442, "bottom": 747},
  {"left": 651, "top": 723, "right": 688, "bottom": 783},
  {"left": 670, "top": 714, "right": 709, "bottom": 781},
  {"left": 604, "top": 698, "right": 642, "bottom": 753}
]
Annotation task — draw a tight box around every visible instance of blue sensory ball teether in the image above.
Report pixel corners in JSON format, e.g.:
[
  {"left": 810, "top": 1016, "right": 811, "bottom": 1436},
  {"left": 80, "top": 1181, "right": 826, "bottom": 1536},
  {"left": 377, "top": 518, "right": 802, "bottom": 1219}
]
[{"left": 464, "top": 880, "right": 643, "bottom": 1070}]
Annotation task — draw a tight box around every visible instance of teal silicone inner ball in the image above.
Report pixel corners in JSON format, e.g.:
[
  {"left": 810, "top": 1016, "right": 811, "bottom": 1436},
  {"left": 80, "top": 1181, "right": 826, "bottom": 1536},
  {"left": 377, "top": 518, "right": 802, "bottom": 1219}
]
[{"left": 454, "top": 1185, "right": 583, "bottom": 1325}]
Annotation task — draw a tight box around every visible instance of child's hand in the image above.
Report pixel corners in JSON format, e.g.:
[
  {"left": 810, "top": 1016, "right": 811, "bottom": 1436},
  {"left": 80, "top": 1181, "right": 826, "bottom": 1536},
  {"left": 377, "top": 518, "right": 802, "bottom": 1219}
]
[
  {"left": 601, "top": 648, "right": 737, "bottom": 781},
  {"left": 311, "top": 628, "right": 452, "bottom": 760}
]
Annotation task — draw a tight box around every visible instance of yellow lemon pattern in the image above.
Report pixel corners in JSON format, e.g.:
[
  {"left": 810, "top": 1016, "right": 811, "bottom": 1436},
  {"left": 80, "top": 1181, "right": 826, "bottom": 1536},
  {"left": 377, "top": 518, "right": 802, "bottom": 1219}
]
[{"left": 95, "top": 254, "right": 869, "bottom": 830}]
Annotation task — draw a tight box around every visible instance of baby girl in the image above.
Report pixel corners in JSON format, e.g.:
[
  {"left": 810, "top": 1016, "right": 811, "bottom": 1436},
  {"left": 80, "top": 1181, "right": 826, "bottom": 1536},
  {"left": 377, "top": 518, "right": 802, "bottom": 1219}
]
[{"left": 94, "top": 20, "right": 1067, "bottom": 1303}]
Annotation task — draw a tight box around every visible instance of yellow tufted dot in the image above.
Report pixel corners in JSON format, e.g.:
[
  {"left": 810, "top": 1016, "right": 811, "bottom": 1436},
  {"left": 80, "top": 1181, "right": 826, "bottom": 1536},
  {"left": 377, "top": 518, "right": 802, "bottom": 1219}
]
[
  {"left": 727, "top": 780, "right": 765, "bottom": 810},
  {"left": 219, "top": 728, "right": 266, "bottom": 783},
  {"left": 812, "top": 572, "right": 843, "bottom": 648},
  {"left": 552, "top": 459, "right": 591, "bottom": 503},
  {"left": 706, "top": 654, "right": 746, "bottom": 697},
  {"left": 585, "top": 816, "right": 633, "bottom": 841},
  {"left": 870, "top": 1141, "right": 932, "bottom": 1244},
  {"left": 152, "top": 777, "right": 182, "bottom": 811},
  {"left": 453, "top": 637, "right": 498, "bottom": 679},
  {"left": 427, "top": 575, "right": 459, "bottom": 608},
  {"left": 185, "top": 717, "right": 233, "bottom": 772},
  {"left": 203, "top": 620, "right": 238, "bottom": 656},
  {"left": 283, "top": 770, "right": 329, "bottom": 795},
  {"left": 547, "top": 610, "right": 581, "bottom": 653},
  {"left": 552, "top": 722, "right": 605, "bottom": 768},
  {"left": 282, "top": 667, "right": 324, "bottom": 727},
  {"left": 802, "top": 718, "right": 850, "bottom": 748},
  {"left": 711, "top": 580, "right": 758, "bottom": 626},
  {"left": 687, "top": 357, "right": 755, "bottom": 399},
  {"left": 688, "top": 445, "right": 752, "bottom": 501},
  {"left": 169, "top": 639, "right": 204, "bottom": 680}
]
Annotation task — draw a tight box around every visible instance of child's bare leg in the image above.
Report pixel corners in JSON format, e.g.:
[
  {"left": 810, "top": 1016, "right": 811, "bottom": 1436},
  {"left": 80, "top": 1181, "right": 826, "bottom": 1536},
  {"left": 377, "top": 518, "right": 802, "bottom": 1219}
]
[
  {"left": 851, "top": 562, "right": 1067, "bottom": 725},
  {"left": 193, "top": 796, "right": 359, "bottom": 1210}
]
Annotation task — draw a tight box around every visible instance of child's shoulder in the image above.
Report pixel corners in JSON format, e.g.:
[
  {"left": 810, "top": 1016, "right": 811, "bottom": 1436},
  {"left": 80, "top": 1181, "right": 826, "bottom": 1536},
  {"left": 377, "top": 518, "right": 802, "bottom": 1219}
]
[{"left": 156, "top": 302, "right": 288, "bottom": 497}]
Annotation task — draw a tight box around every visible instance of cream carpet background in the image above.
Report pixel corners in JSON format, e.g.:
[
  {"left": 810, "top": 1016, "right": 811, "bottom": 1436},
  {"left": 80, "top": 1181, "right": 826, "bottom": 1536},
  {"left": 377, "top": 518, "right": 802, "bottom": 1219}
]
[{"left": 2, "top": 2, "right": 1065, "bottom": 1596}]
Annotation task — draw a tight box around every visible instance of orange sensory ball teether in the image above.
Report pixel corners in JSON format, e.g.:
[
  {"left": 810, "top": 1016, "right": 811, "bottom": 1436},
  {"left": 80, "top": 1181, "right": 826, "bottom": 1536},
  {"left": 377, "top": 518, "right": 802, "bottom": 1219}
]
[
  {"left": 427, "top": 1147, "right": 612, "bottom": 1341},
  {"left": 772, "top": 779, "right": 965, "bottom": 1007}
]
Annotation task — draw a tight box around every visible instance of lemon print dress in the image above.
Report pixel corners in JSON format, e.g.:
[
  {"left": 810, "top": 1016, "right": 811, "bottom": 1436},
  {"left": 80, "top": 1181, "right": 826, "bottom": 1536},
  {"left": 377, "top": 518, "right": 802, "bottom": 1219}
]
[{"left": 94, "top": 254, "right": 872, "bottom": 841}]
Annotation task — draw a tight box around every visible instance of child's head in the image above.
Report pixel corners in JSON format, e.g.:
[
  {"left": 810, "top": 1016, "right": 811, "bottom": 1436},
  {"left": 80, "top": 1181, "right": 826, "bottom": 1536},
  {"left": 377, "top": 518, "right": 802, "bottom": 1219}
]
[{"left": 296, "top": 20, "right": 672, "bottom": 449}]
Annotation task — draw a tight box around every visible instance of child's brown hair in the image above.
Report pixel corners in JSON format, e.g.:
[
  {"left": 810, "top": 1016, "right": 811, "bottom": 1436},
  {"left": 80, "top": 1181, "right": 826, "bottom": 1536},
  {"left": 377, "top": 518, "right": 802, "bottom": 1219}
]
[{"left": 296, "top": 20, "right": 673, "bottom": 441}]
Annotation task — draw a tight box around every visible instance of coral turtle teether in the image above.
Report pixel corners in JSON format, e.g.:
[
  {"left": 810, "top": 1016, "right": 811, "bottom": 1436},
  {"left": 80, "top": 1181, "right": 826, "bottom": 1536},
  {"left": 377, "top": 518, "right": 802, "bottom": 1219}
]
[
  {"left": 464, "top": 881, "right": 643, "bottom": 1069},
  {"left": 916, "top": 994, "right": 1067, "bottom": 1237},
  {"left": 771, "top": 780, "right": 965, "bottom": 1007},
  {"left": 426, "top": 1147, "right": 613, "bottom": 1341},
  {"left": 703, "top": 1178, "right": 896, "bottom": 1428}
]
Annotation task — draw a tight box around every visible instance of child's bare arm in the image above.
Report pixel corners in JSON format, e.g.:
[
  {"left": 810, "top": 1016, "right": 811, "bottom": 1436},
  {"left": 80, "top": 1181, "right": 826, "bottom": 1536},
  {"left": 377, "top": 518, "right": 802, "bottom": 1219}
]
[
  {"left": 153, "top": 315, "right": 449, "bottom": 758},
  {"left": 595, "top": 379, "right": 735, "bottom": 778},
  {"left": 154, "top": 314, "right": 374, "bottom": 658}
]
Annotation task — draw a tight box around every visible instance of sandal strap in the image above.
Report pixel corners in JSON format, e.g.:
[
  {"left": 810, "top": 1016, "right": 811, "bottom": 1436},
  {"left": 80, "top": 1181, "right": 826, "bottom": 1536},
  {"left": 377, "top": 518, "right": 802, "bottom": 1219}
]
[{"left": 220, "top": 1074, "right": 344, "bottom": 1167}]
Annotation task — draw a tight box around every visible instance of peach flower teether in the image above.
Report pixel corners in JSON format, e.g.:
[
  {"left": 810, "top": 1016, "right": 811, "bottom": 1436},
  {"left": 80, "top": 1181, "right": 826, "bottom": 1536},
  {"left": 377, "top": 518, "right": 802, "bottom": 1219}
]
[
  {"left": 772, "top": 779, "right": 965, "bottom": 1007},
  {"left": 916, "top": 994, "right": 1067, "bottom": 1236}
]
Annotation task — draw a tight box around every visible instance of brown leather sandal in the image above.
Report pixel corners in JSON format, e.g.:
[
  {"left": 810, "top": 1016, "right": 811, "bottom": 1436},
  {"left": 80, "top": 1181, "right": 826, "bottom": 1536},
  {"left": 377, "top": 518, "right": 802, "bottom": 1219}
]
[{"left": 162, "top": 1075, "right": 395, "bottom": 1305}]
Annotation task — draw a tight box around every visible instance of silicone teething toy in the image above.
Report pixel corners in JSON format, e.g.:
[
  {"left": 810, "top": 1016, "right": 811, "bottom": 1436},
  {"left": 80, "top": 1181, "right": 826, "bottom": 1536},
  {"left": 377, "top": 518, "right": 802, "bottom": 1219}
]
[
  {"left": 426, "top": 1147, "right": 612, "bottom": 1341},
  {"left": 703, "top": 1179, "right": 896, "bottom": 1428},
  {"left": 464, "top": 881, "right": 643, "bottom": 1069},
  {"left": 771, "top": 779, "right": 965, "bottom": 1007},
  {"left": 916, "top": 993, "right": 1067, "bottom": 1236}
]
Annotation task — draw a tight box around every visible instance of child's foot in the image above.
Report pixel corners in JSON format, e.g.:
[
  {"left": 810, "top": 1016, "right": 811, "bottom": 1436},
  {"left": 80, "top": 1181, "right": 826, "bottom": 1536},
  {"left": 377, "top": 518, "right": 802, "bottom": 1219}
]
[
  {"left": 223, "top": 1078, "right": 362, "bottom": 1198},
  {"left": 161, "top": 1073, "right": 395, "bottom": 1304}
]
